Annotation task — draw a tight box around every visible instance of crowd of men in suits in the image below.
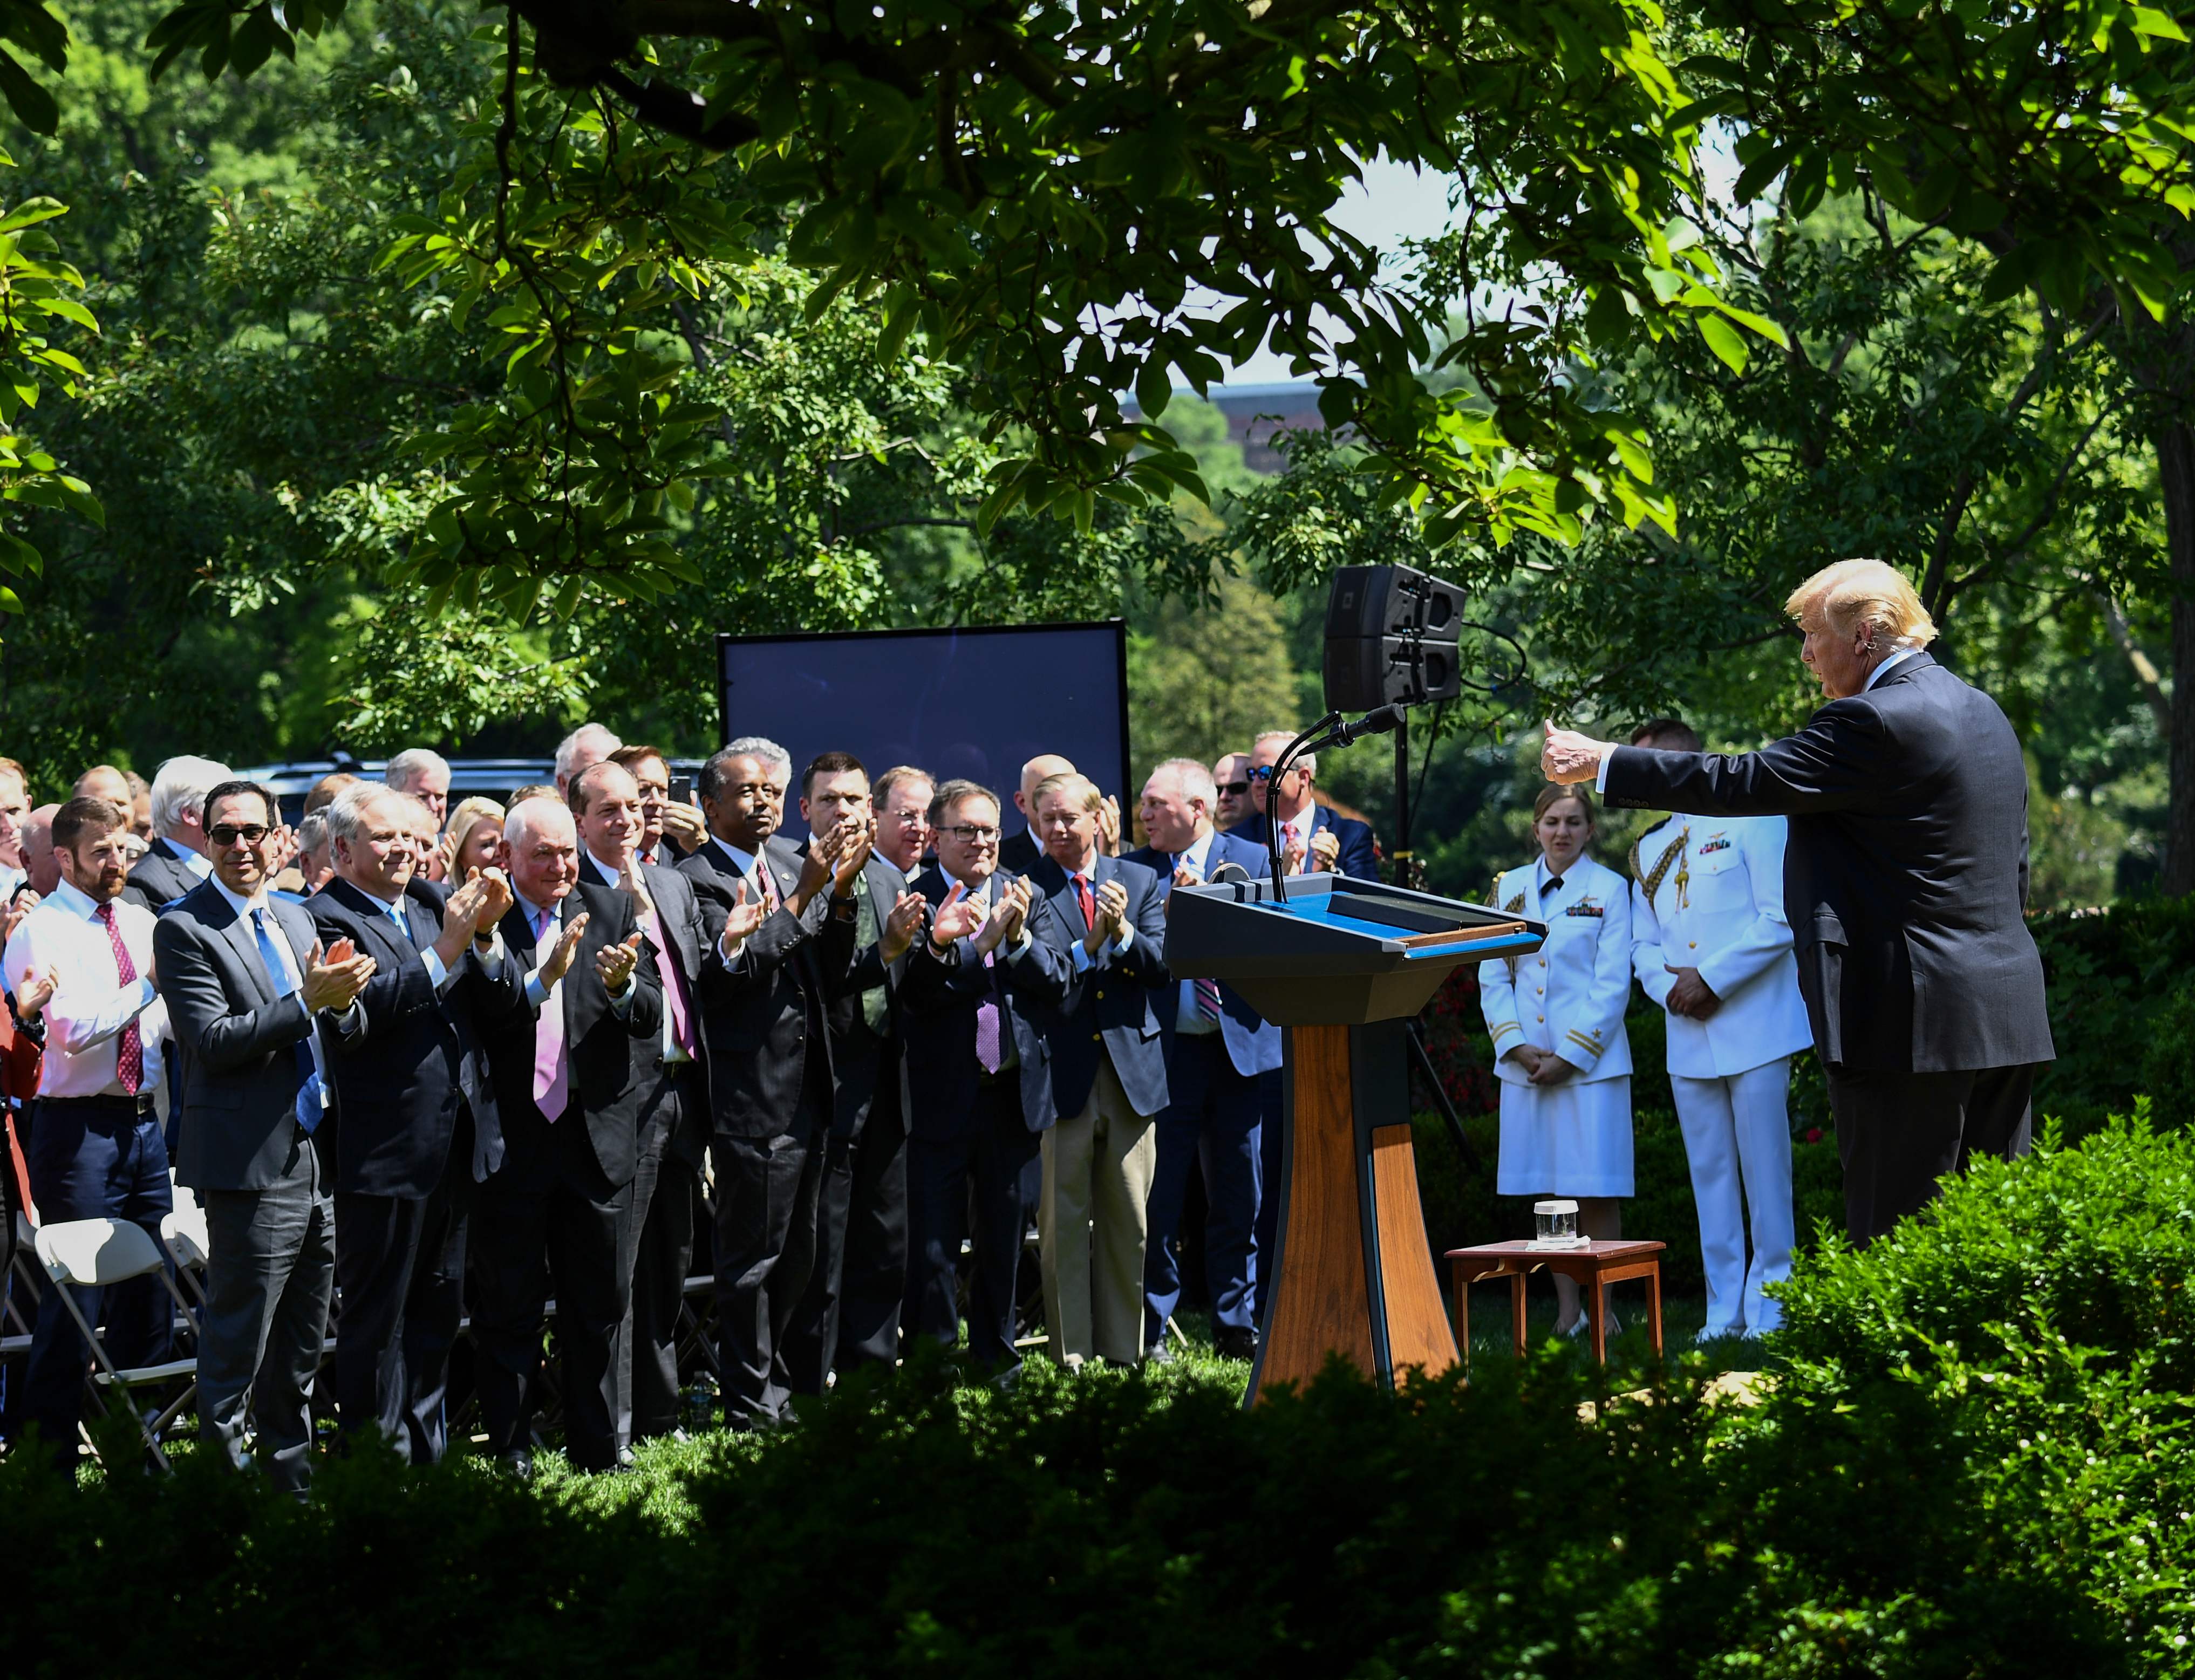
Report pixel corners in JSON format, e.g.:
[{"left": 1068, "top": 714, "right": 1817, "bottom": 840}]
[{"left": 0, "top": 726, "right": 1379, "bottom": 1482}]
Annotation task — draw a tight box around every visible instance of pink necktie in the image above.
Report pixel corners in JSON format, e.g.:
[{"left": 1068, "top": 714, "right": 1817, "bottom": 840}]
[
  {"left": 531, "top": 905, "right": 569, "bottom": 1121},
  {"left": 974, "top": 947, "right": 1001, "bottom": 1074},
  {"left": 1195, "top": 978, "right": 1223, "bottom": 1022},
  {"left": 640, "top": 906, "right": 694, "bottom": 1058},
  {"left": 754, "top": 863, "right": 779, "bottom": 913},
  {"left": 96, "top": 903, "right": 143, "bottom": 1095}
]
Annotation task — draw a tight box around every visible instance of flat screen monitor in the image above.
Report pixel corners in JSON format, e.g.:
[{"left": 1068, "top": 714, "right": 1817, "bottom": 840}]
[{"left": 716, "top": 623, "right": 1131, "bottom": 825}]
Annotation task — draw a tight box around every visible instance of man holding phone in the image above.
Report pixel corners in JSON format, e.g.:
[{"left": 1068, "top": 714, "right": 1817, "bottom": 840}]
[{"left": 611, "top": 743, "right": 708, "bottom": 865}]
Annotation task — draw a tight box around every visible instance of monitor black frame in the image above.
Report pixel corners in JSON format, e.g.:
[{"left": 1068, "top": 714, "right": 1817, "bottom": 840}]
[{"left": 714, "top": 619, "right": 1134, "bottom": 802}]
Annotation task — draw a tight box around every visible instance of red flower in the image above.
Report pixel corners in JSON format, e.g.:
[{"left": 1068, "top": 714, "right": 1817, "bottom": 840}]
[{"left": 1804, "top": 1128, "right": 1823, "bottom": 1144}]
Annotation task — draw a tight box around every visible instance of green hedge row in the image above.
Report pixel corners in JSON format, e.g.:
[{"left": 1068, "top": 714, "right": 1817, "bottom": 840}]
[{"left": 5, "top": 1117, "right": 2190, "bottom": 1677}]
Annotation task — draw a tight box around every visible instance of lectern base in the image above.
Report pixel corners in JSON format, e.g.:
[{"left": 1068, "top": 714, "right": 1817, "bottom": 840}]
[{"left": 1248, "top": 1019, "right": 1459, "bottom": 1404}]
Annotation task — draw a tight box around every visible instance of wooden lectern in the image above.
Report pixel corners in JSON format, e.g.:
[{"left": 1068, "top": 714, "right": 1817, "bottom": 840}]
[{"left": 1165, "top": 873, "right": 1546, "bottom": 1404}]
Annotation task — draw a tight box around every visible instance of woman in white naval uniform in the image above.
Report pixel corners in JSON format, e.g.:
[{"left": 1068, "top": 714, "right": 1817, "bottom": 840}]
[
  {"left": 1627, "top": 719, "right": 1813, "bottom": 1337},
  {"left": 1479, "top": 785, "right": 1634, "bottom": 1334}
]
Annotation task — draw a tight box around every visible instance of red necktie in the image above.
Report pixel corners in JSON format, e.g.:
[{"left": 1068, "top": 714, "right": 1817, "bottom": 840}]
[
  {"left": 96, "top": 902, "right": 143, "bottom": 1095},
  {"left": 1073, "top": 872, "right": 1095, "bottom": 930}
]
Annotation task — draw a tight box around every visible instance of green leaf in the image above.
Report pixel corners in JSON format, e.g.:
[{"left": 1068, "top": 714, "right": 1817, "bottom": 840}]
[
  {"left": 0, "top": 49, "right": 57, "bottom": 135},
  {"left": 1698, "top": 311, "right": 1749, "bottom": 375}
]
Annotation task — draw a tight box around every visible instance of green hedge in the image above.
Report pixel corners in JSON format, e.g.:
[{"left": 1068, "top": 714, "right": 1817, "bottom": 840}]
[{"left": 8, "top": 1118, "right": 2192, "bottom": 1676}]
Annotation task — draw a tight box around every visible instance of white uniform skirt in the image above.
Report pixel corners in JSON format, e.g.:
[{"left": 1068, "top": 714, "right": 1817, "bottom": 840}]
[{"left": 1496, "top": 1076, "right": 1635, "bottom": 1197}]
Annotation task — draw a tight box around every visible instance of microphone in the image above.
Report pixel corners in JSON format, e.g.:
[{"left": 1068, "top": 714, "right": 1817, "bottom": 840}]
[{"left": 1301, "top": 703, "right": 1410, "bottom": 755}]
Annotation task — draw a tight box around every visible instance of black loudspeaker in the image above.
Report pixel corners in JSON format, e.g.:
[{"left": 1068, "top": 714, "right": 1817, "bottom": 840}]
[{"left": 1323, "top": 565, "right": 1464, "bottom": 710}]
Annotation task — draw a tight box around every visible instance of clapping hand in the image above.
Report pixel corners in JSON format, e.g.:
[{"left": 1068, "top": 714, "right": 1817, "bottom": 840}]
[
  {"left": 1309, "top": 828, "right": 1341, "bottom": 873},
  {"left": 14, "top": 966, "right": 53, "bottom": 1020},
  {"left": 881, "top": 891, "right": 926, "bottom": 963},
  {"left": 1, "top": 891, "right": 38, "bottom": 945},
  {"left": 469, "top": 866, "right": 514, "bottom": 933},
  {"left": 1097, "top": 794, "right": 1122, "bottom": 857},
  {"left": 831, "top": 815, "right": 875, "bottom": 896},
  {"left": 1280, "top": 829, "right": 1307, "bottom": 876},
  {"left": 617, "top": 852, "right": 657, "bottom": 921},
  {"left": 929, "top": 881, "right": 986, "bottom": 945},
  {"left": 1542, "top": 719, "right": 1612, "bottom": 786},
  {"left": 1084, "top": 877, "right": 1130, "bottom": 953},
  {"left": 975, "top": 878, "right": 1031, "bottom": 954},
  {"left": 596, "top": 930, "right": 644, "bottom": 992},
  {"left": 719, "top": 878, "right": 767, "bottom": 956},
  {"left": 301, "top": 938, "right": 377, "bottom": 1014},
  {"left": 538, "top": 911, "right": 591, "bottom": 988},
  {"left": 793, "top": 825, "right": 841, "bottom": 908}
]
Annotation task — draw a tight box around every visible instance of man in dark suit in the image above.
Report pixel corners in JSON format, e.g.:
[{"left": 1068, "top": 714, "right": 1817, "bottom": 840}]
[
  {"left": 1234, "top": 730, "right": 1380, "bottom": 881},
  {"left": 156, "top": 779, "right": 377, "bottom": 1491},
  {"left": 309, "top": 783, "right": 520, "bottom": 1462},
  {"left": 1126, "top": 758, "right": 1281, "bottom": 1361},
  {"left": 677, "top": 740, "right": 858, "bottom": 1429},
  {"left": 471, "top": 795, "right": 662, "bottom": 1475},
  {"left": 900, "top": 780, "right": 1073, "bottom": 1376},
  {"left": 782, "top": 753, "right": 926, "bottom": 1395},
  {"left": 571, "top": 759, "right": 714, "bottom": 1450},
  {"left": 1544, "top": 558, "right": 2055, "bottom": 1244},
  {"left": 127, "top": 755, "right": 231, "bottom": 911},
  {"left": 1023, "top": 770, "right": 1171, "bottom": 1369},
  {"left": 998, "top": 753, "right": 1074, "bottom": 877}
]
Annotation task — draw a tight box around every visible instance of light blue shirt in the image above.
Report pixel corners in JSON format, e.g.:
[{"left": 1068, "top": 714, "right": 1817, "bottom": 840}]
[{"left": 206, "top": 874, "right": 351, "bottom": 1128}]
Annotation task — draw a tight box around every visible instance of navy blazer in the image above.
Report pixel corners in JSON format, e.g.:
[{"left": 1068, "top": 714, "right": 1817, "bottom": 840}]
[
  {"left": 155, "top": 882, "right": 365, "bottom": 1193},
  {"left": 1603, "top": 651, "right": 2054, "bottom": 1073},
  {"left": 127, "top": 838, "right": 201, "bottom": 914},
  {"left": 578, "top": 850, "right": 718, "bottom": 1170},
  {"left": 1123, "top": 830, "right": 1281, "bottom": 1080},
  {"left": 1021, "top": 852, "right": 1172, "bottom": 1121},
  {"left": 1234, "top": 804, "right": 1379, "bottom": 882},
  {"left": 807, "top": 846, "right": 914, "bottom": 1141},
  {"left": 677, "top": 834, "right": 855, "bottom": 1141},
  {"left": 899, "top": 866, "right": 1075, "bottom": 1138},
  {"left": 308, "top": 875, "right": 521, "bottom": 1198},
  {"left": 477, "top": 880, "right": 663, "bottom": 1190}
]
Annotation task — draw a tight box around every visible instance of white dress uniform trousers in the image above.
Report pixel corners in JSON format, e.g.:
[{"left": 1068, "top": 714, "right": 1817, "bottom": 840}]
[
  {"left": 1480, "top": 855, "right": 1634, "bottom": 1197},
  {"left": 1631, "top": 814, "right": 1813, "bottom": 1335}
]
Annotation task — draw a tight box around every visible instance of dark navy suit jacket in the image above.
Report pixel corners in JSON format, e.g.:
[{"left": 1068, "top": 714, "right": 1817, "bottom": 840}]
[
  {"left": 1603, "top": 651, "right": 2053, "bottom": 1073},
  {"left": 1021, "top": 852, "right": 1171, "bottom": 1121},
  {"left": 1235, "top": 804, "right": 1379, "bottom": 882},
  {"left": 1123, "top": 830, "right": 1280, "bottom": 1079}
]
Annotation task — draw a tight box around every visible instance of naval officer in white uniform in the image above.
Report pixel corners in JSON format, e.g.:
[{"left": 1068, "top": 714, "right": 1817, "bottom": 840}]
[
  {"left": 1626, "top": 718, "right": 1811, "bottom": 1337},
  {"left": 1479, "top": 784, "right": 1633, "bottom": 1335}
]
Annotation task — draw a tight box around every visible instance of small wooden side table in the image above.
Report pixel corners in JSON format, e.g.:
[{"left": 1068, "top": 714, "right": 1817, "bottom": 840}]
[{"left": 1444, "top": 1240, "right": 1666, "bottom": 1366}]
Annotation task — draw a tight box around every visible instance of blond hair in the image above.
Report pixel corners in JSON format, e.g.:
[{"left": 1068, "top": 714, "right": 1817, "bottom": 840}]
[
  {"left": 1786, "top": 559, "right": 1938, "bottom": 650},
  {"left": 1031, "top": 770, "right": 1103, "bottom": 815},
  {"left": 445, "top": 796, "right": 506, "bottom": 856}
]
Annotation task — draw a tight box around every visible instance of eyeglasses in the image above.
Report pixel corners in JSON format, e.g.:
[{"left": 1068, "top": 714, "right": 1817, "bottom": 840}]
[
  {"left": 209, "top": 823, "right": 271, "bottom": 846},
  {"left": 944, "top": 824, "right": 1001, "bottom": 844},
  {"left": 1218, "top": 780, "right": 1251, "bottom": 797},
  {"left": 1246, "top": 766, "right": 1277, "bottom": 783}
]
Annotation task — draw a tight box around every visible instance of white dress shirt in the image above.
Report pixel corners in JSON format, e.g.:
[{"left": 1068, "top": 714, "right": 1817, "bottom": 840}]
[
  {"left": 586, "top": 845, "right": 689, "bottom": 1063},
  {"left": 206, "top": 873, "right": 345, "bottom": 1125},
  {"left": 2, "top": 878, "right": 169, "bottom": 1098},
  {"left": 1169, "top": 830, "right": 1219, "bottom": 1036}
]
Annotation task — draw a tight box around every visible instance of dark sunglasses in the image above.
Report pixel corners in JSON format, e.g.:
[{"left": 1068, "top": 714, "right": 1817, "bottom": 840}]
[
  {"left": 1246, "top": 766, "right": 1278, "bottom": 783},
  {"left": 208, "top": 823, "right": 271, "bottom": 846},
  {"left": 1218, "top": 780, "right": 1251, "bottom": 797}
]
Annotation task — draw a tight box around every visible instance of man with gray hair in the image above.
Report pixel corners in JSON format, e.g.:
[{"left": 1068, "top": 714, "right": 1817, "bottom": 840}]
[
  {"left": 127, "top": 754, "right": 231, "bottom": 910},
  {"left": 384, "top": 748, "right": 453, "bottom": 828},
  {"left": 1124, "top": 757, "right": 1281, "bottom": 1361},
  {"left": 554, "top": 723, "right": 624, "bottom": 798}
]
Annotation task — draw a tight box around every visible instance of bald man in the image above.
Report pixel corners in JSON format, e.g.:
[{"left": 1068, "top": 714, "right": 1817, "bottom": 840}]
[
  {"left": 20, "top": 803, "right": 59, "bottom": 898},
  {"left": 999, "top": 754, "right": 1074, "bottom": 876},
  {"left": 74, "top": 766, "right": 132, "bottom": 810}
]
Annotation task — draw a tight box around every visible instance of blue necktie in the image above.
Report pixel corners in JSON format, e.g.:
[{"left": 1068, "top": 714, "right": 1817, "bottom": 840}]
[
  {"left": 251, "top": 907, "right": 318, "bottom": 1124},
  {"left": 388, "top": 901, "right": 413, "bottom": 944}
]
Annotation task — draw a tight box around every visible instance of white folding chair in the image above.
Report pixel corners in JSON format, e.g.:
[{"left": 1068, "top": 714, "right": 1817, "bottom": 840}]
[
  {"left": 159, "top": 1199, "right": 212, "bottom": 1313},
  {"left": 33, "top": 1217, "right": 200, "bottom": 1472}
]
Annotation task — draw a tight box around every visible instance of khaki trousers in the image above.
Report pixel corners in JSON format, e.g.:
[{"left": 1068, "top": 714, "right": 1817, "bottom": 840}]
[{"left": 1039, "top": 1054, "right": 1157, "bottom": 1367}]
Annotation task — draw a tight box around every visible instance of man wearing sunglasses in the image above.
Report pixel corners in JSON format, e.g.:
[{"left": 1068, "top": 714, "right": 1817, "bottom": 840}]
[
  {"left": 157, "top": 780, "right": 378, "bottom": 1492},
  {"left": 1233, "top": 730, "right": 1380, "bottom": 882},
  {"left": 1211, "top": 753, "right": 1256, "bottom": 833}
]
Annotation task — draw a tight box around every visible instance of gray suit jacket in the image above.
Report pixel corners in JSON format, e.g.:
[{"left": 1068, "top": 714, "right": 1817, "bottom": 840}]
[{"left": 155, "top": 880, "right": 364, "bottom": 1192}]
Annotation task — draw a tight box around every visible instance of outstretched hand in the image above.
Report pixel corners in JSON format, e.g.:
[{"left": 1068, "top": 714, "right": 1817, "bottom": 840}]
[
  {"left": 1541, "top": 719, "right": 1612, "bottom": 786},
  {"left": 540, "top": 911, "right": 591, "bottom": 988}
]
